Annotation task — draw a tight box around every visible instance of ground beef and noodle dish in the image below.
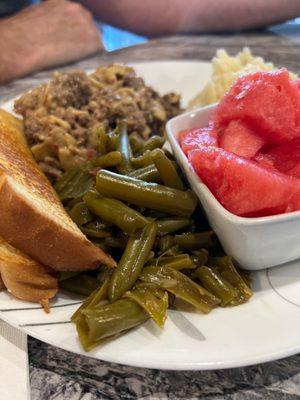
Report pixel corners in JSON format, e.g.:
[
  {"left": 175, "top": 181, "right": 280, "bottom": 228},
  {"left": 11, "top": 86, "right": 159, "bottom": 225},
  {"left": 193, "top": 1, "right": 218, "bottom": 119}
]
[{"left": 15, "top": 64, "right": 181, "bottom": 182}]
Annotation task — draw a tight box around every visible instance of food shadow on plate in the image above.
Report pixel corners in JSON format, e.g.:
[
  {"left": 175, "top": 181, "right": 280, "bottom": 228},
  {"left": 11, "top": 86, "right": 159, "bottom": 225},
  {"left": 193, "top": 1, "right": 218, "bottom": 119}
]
[{"left": 168, "top": 308, "right": 206, "bottom": 341}]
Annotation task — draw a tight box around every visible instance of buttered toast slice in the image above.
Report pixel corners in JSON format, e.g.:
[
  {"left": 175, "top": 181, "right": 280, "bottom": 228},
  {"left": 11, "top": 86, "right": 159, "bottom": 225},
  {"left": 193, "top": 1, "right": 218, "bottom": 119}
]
[
  {"left": 0, "top": 109, "right": 115, "bottom": 270},
  {"left": 0, "top": 236, "right": 58, "bottom": 311},
  {"left": 0, "top": 274, "right": 5, "bottom": 291}
]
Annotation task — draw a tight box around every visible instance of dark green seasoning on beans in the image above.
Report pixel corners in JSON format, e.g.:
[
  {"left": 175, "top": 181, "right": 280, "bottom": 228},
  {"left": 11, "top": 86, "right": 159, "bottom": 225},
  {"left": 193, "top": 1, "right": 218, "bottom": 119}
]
[{"left": 56, "top": 121, "right": 253, "bottom": 351}]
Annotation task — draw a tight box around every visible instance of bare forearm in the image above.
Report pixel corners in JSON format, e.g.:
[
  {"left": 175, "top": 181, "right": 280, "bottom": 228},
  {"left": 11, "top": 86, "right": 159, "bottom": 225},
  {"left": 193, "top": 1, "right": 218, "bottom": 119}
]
[
  {"left": 0, "top": 18, "right": 36, "bottom": 84},
  {"left": 0, "top": 1, "right": 102, "bottom": 84},
  {"left": 82, "top": 0, "right": 300, "bottom": 36}
]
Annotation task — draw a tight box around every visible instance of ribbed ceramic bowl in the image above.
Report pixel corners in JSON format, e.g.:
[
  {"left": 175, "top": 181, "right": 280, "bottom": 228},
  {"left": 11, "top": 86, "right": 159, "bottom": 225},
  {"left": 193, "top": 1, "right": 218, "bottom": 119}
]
[{"left": 166, "top": 105, "right": 300, "bottom": 270}]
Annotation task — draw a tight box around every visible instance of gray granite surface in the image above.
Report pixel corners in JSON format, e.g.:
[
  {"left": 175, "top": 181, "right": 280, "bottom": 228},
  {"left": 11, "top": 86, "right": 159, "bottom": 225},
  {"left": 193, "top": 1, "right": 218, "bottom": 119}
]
[
  {"left": 1, "top": 25, "right": 300, "bottom": 400},
  {"left": 28, "top": 337, "right": 300, "bottom": 400}
]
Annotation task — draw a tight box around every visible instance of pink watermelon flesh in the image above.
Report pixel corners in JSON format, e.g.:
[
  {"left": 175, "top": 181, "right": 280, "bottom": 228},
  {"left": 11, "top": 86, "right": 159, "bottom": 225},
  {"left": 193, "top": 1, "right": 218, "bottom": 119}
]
[
  {"left": 254, "top": 153, "right": 276, "bottom": 171},
  {"left": 215, "top": 69, "right": 300, "bottom": 145},
  {"left": 180, "top": 124, "right": 218, "bottom": 155},
  {"left": 219, "top": 120, "right": 265, "bottom": 158},
  {"left": 287, "top": 191, "right": 300, "bottom": 212},
  {"left": 286, "top": 162, "right": 300, "bottom": 178},
  {"left": 260, "top": 137, "right": 300, "bottom": 176},
  {"left": 189, "top": 146, "right": 300, "bottom": 217}
]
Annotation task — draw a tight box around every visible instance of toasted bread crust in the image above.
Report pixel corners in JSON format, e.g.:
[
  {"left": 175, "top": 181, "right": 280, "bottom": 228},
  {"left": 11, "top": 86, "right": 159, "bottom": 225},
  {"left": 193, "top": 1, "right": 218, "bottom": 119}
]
[
  {"left": 0, "top": 110, "right": 115, "bottom": 271},
  {"left": 0, "top": 175, "right": 115, "bottom": 270},
  {"left": 0, "top": 237, "right": 58, "bottom": 304},
  {"left": 0, "top": 275, "right": 5, "bottom": 291}
]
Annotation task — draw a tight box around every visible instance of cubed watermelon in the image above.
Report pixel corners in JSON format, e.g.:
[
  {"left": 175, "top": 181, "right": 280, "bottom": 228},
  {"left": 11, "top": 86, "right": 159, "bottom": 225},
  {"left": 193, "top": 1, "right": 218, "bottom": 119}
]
[
  {"left": 286, "top": 162, "right": 300, "bottom": 178},
  {"left": 189, "top": 146, "right": 300, "bottom": 217},
  {"left": 219, "top": 120, "right": 265, "bottom": 158},
  {"left": 215, "top": 69, "right": 300, "bottom": 145},
  {"left": 179, "top": 123, "right": 218, "bottom": 155},
  {"left": 260, "top": 137, "right": 300, "bottom": 177},
  {"left": 254, "top": 153, "right": 276, "bottom": 171}
]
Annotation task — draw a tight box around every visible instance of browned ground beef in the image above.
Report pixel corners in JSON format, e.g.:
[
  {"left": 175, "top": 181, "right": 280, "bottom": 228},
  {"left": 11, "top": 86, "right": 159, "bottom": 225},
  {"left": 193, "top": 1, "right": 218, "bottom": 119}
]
[{"left": 14, "top": 64, "right": 181, "bottom": 182}]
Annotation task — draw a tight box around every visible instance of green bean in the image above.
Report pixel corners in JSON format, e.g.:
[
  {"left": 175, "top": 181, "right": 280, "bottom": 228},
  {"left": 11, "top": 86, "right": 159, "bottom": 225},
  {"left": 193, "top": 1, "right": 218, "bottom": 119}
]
[
  {"left": 139, "top": 266, "right": 220, "bottom": 313},
  {"left": 54, "top": 166, "right": 79, "bottom": 193},
  {"left": 239, "top": 269, "right": 252, "bottom": 287},
  {"left": 145, "top": 210, "right": 170, "bottom": 219},
  {"left": 80, "top": 221, "right": 111, "bottom": 238},
  {"left": 91, "top": 240, "right": 108, "bottom": 252},
  {"left": 163, "top": 149, "right": 175, "bottom": 161},
  {"left": 98, "top": 127, "right": 109, "bottom": 155},
  {"left": 66, "top": 196, "right": 84, "bottom": 208},
  {"left": 84, "top": 192, "right": 148, "bottom": 234},
  {"left": 93, "top": 151, "right": 122, "bottom": 168},
  {"left": 147, "top": 254, "right": 196, "bottom": 270},
  {"left": 129, "top": 132, "right": 145, "bottom": 154},
  {"left": 151, "top": 148, "right": 185, "bottom": 190},
  {"left": 57, "top": 166, "right": 95, "bottom": 202},
  {"left": 131, "top": 150, "right": 153, "bottom": 168},
  {"left": 60, "top": 274, "right": 99, "bottom": 296},
  {"left": 128, "top": 164, "right": 160, "bottom": 182},
  {"left": 96, "top": 170, "right": 197, "bottom": 217},
  {"left": 162, "top": 245, "right": 182, "bottom": 257},
  {"left": 190, "top": 249, "right": 209, "bottom": 267},
  {"left": 157, "top": 235, "right": 175, "bottom": 253},
  {"left": 147, "top": 250, "right": 155, "bottom": 262},
  {"left": 79, "top": 299, "right": 149, "bottom": 351},
  {"left": 86, "top": 219, "right": 112, "bottom": 229},
  {"left": 108, "top": 222, "right": 157, "bottom": 302},
  {"left": 69, "top": 202, "right": 94, "bottom": 226},
  {"left": 124, "top": 284, "right": 168, "bottom": 327},
  {"left": 72, "top": 279, "right": 110, "bottom": 322},
  {"left": 97, "top": 266, "right": 113, "bottom": 283},
  {"left": 207, "top": 256, "right": 252, "bottom": 303},
  {"left": 116, "top": 122, "right": 133, "bottom": 174},
  {"left": 156, "top": 217, "right": 193, "bottom": 236},
  {"left": 174, "top": 231, "right": 217, "bottom": 250},
  {"left": 104, "top": 236, "right": 127, "bottom": 249},
  {"left": 106, "top": 131, "right": 119, "bottom": 152},
  {"left": 196, "top": 266, "right": 239, "bottom": 306},
  {"left": 143, "top": 135, "right": 165, "bottom": 152}
]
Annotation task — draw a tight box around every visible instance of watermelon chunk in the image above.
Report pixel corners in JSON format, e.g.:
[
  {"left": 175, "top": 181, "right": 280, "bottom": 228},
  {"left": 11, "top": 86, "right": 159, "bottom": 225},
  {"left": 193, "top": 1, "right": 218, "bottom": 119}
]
[
  {"left": 215, "top": 69, "right": 300, "bottom": 145},
  {"left": 189, "top": 146, "right": 300, "bottom": 217},
  {"left": 254, "top": 153, "right": 276, "bottom": 171},
  {"left": 179, "top": 124, "right": 218, "bottom": 155},
  {"left": 260, "top": 137, "right": 300, "bottom": 176},
  {"left": 219, "top": 120, "right": 265, "bottom": 158},
  {"left": 286, "top": 162, "right": 300, "bottom": 178}
]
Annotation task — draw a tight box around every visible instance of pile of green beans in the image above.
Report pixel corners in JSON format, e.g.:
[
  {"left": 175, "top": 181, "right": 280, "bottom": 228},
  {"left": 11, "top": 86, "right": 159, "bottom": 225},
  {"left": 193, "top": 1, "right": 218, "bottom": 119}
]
[{"left": 55, "top": 123, "right": 252, "bottom": 351}]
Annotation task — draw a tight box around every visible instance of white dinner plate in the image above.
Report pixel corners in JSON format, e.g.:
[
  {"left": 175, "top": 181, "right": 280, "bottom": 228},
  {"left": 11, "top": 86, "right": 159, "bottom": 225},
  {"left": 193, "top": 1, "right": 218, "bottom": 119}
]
[{"left": 0, "top": 61, "right": 300, "bottom": 370}]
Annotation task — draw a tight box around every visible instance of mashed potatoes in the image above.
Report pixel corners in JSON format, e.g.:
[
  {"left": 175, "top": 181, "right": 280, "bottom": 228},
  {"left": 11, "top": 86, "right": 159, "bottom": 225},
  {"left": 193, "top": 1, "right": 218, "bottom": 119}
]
[{"left": 189, "top": 47, "right": 278, "bottom": 108}]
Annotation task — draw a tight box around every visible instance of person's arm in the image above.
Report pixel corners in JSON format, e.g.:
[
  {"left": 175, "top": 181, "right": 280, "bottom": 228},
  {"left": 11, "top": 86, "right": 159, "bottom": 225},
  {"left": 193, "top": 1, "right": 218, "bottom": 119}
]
[
  {"left": 0, "top": 0, "right": 103, "bottom": 84},
  {"left": 82, "top": 0, "right": 300, "bottom": 36}
]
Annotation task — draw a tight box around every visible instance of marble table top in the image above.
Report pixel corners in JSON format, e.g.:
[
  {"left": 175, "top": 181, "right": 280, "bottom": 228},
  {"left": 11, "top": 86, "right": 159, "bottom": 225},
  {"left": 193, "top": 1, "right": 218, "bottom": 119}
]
[{"left": 1, "top": 25, "right": 300, "bottom": 400}]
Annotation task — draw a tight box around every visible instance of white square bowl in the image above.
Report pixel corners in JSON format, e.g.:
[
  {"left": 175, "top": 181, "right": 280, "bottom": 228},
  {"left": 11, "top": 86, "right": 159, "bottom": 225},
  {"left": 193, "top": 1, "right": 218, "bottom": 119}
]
[{"left": 166, "top": 105, "right": 300, "bottom": 270}]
